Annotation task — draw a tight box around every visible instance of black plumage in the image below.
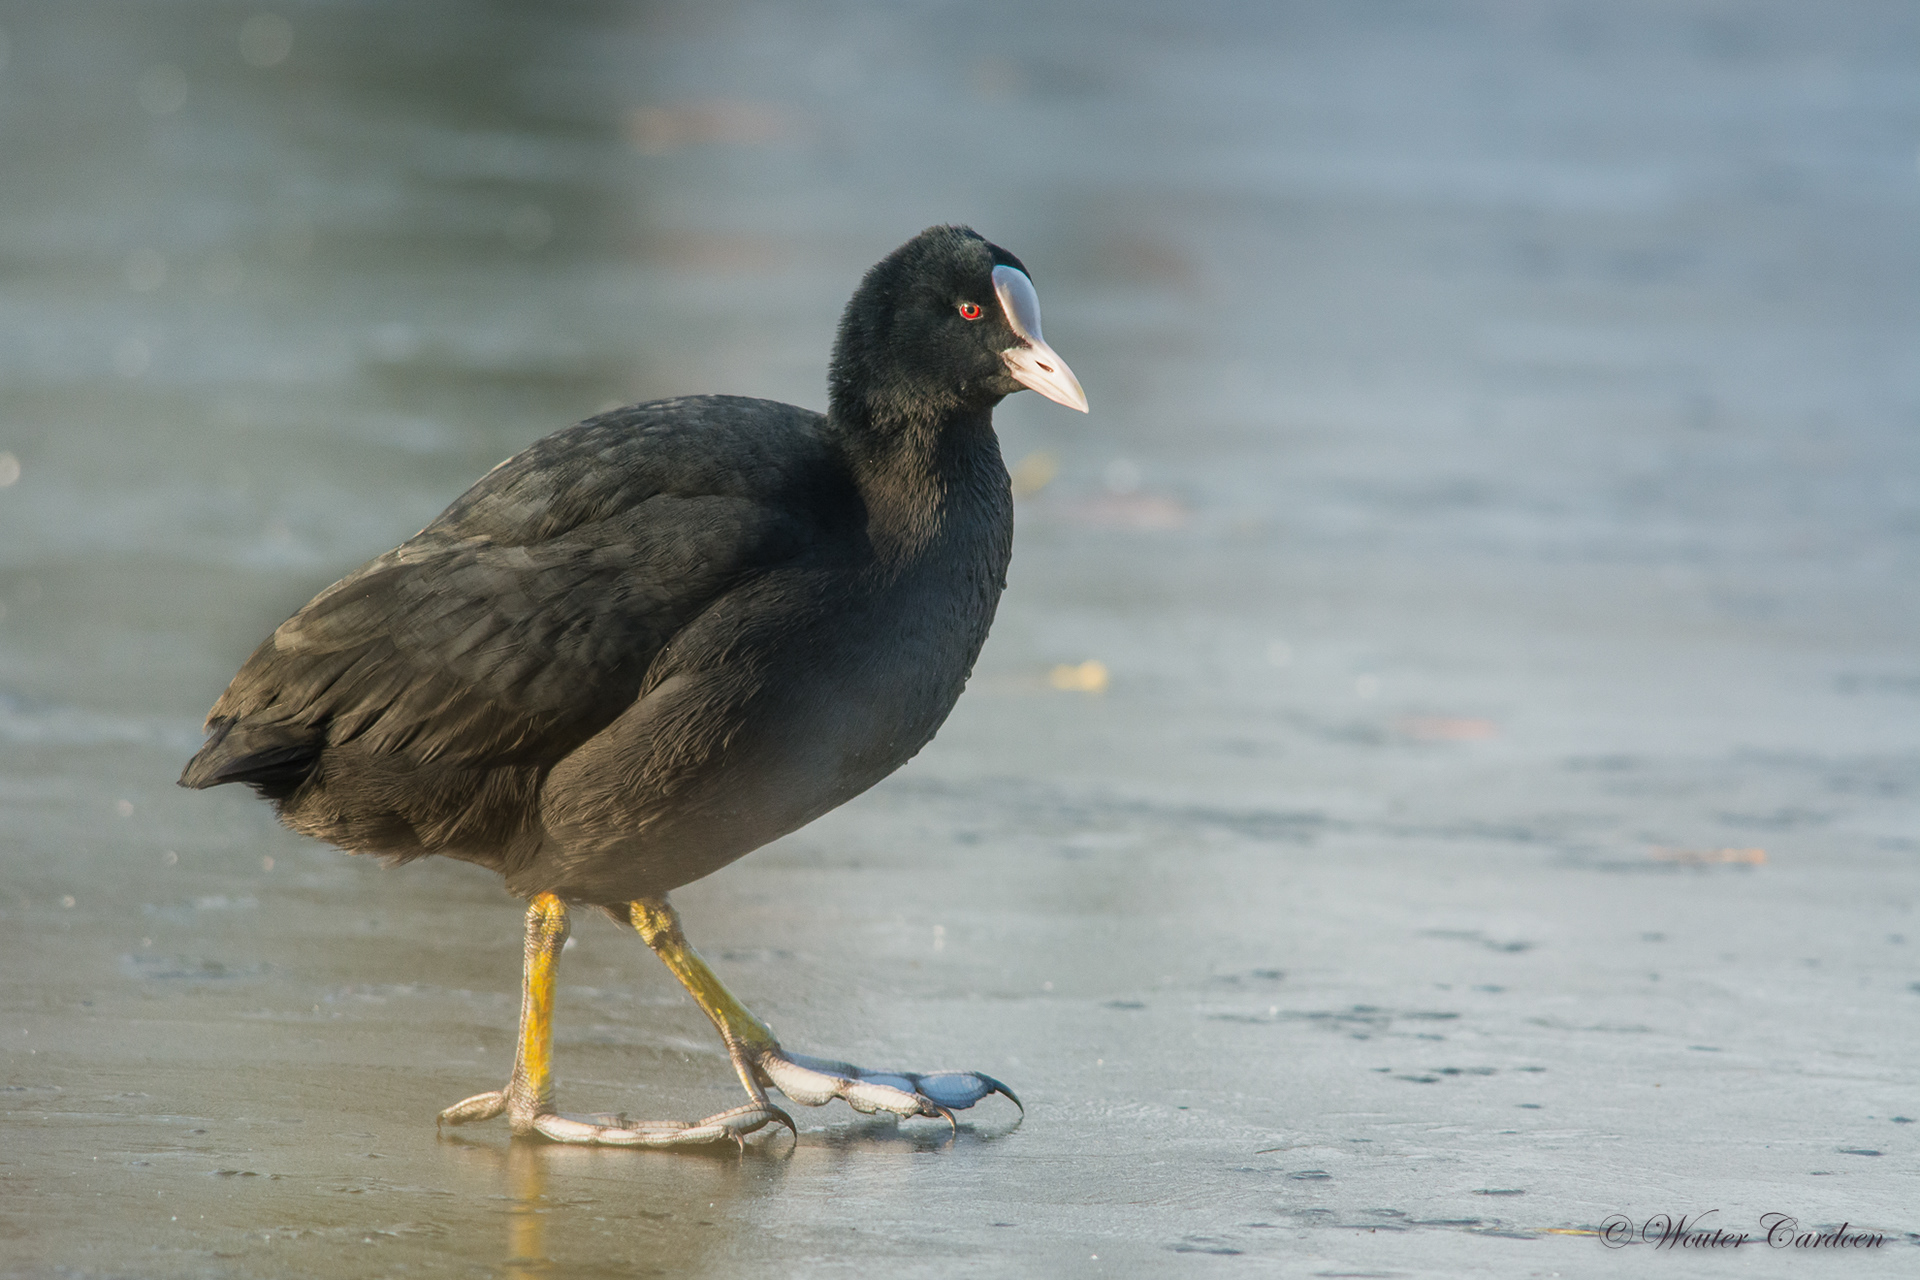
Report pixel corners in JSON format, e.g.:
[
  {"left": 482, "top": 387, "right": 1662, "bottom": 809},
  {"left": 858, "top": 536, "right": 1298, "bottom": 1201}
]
[{"left": 182, "top": 225, "right": 1083, "bottom": 909}]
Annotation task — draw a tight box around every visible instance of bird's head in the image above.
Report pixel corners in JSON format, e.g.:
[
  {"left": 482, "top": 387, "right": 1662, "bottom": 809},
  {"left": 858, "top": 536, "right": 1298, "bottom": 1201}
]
[{"left": 829, "top": 225, "right": 1088, "bottom": 428}]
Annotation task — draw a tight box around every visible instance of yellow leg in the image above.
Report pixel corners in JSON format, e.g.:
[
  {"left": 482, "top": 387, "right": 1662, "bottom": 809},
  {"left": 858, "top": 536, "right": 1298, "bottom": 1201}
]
[
  {"left": 629, "top": 897, "right": 778, "bottom": 1098},
  {"left": 629, "top": 896, "right": 1019, "bottom": 1129},
  {"left": 507, "top": 892, "right": 569, "bottom": 1133},
  {"left": 439, "top": 892, "right": 794, "bottom": 1148},
  {"left": 439, "top": 893, "right": 569, "bottom": 1136}
]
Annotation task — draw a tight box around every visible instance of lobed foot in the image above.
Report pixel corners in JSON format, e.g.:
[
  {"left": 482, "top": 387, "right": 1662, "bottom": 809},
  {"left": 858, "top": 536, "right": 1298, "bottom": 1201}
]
[
  {"left": 437, "top": 1088, "right": 795, "bottom": 1151},
  {"left": 755, "top": 1049, "right": 1023, "bottom": 1129}
]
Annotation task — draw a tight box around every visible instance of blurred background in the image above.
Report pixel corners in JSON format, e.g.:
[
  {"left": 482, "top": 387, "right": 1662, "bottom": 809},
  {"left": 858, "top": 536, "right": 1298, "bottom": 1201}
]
[{"left": 2, "top": 2, "right": 1917, "bottom": 1275}]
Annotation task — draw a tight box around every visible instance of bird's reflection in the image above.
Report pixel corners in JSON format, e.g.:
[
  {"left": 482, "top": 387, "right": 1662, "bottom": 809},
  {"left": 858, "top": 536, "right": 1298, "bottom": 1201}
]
[
  {"left": 503, "top": 1141, "right": 548, "bottom": 1278},
  {"left": 810, "top": 1115, "right": 1022, "bottom": 1155},
  {"left": 439, "top": 1124, "right": 800, "bottom": 1276}
]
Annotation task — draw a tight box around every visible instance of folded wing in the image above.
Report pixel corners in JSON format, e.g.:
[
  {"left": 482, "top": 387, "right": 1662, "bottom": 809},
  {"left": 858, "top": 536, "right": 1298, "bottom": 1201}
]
[{"left": 179, "top": 399, "right": 847, "bottom": 862}]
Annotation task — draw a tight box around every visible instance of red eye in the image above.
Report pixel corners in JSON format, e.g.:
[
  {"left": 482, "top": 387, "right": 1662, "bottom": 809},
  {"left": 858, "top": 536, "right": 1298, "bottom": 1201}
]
[{"left": 958, "top": 301, "right": 983, "bottom": 320}]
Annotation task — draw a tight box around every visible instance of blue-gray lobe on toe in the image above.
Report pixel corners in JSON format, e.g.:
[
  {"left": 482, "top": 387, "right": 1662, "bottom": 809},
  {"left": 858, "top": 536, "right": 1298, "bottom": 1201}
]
[{"left": 915, "top": 1073, "right": 1004, "bottom": 1109}]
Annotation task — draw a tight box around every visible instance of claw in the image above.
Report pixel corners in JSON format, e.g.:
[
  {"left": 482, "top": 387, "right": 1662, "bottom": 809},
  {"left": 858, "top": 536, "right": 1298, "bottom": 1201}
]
[{"left": 921, "top": 1098, "right": 959, "bottom": 1138}]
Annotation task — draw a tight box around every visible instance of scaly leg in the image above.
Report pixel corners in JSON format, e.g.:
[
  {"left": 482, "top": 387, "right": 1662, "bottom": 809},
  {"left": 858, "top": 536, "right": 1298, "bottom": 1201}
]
[
  {"left": 437, "top": 893, "right": 794, "bottom": 1148},
  {"left": 630, "top": 897, "right": 1021, "bottom": 1130}
]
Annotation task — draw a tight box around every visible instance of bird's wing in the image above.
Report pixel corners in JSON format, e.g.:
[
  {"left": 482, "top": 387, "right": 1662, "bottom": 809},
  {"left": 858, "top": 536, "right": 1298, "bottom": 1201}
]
[{"left": 184, "top": 399, "right": 846, "bottom": 787}]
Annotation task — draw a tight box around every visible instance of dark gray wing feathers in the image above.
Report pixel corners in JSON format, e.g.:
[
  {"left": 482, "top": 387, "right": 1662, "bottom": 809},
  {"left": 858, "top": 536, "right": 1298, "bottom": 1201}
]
[{"left": 181, "top": 398, "right": 838, "bottom": 795}]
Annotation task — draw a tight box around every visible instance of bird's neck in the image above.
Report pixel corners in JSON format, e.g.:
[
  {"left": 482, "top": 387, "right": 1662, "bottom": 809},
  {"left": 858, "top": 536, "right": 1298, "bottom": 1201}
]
[{"left": 831, "top": 399, "right": 1009, "bottom": 568}]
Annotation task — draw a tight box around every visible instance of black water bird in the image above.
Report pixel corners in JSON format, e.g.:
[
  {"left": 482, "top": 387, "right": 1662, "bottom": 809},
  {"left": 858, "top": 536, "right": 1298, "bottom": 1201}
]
[{"left": 180, "top": 226, "right": 1086, "bottom": 1146}]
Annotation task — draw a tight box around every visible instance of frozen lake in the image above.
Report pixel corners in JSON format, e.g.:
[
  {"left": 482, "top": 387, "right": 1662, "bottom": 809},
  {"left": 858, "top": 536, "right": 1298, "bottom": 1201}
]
[{"left": 2, "top": 1, "right": 1917, "bottom": 1274}]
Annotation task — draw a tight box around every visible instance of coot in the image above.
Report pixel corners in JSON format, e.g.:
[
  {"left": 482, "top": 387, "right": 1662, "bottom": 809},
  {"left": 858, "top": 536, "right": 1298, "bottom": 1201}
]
[{"left": 181, "top": 225, "right": 1086, "bottom": 1146}]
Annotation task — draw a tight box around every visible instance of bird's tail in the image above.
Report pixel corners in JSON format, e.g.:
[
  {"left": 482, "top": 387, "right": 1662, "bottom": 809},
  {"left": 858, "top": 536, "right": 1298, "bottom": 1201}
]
[{"left": 178, "top": 717, "right": 322, "bottom": 800}]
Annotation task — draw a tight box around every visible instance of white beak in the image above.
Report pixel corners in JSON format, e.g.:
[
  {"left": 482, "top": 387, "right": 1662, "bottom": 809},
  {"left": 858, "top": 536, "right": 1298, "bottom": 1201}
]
[{"left": 993, "top": 265, "right": 1088, "bottom": 413}]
